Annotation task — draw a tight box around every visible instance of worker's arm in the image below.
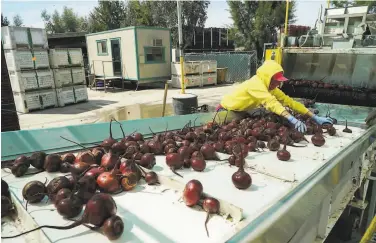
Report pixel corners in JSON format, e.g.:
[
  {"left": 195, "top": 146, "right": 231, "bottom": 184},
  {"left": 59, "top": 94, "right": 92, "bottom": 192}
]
[
  {"left": 247, "top": 85, "right": 307, "bottom": 132},
  {"left": 272, "top": 88, "right": 333, "bottom": 125},
  {"left": 271, "top": 88, "right": 309, "bottom": 115}
]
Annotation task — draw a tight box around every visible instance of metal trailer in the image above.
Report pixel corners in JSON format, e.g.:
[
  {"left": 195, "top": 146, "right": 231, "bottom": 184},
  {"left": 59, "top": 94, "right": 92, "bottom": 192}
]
[
  {"left": 1, "top": 102, "right": 376, "bottom": 243},
  {"left": 85, "top": 26, "right": 172, "bottom": 91}
]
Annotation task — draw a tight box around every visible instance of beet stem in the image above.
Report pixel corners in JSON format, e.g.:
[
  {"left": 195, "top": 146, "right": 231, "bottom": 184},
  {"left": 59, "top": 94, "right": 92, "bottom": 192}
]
[
  {"left": 109, "top": 119, "right": 113, "bottom": 139},
  {"left": 149, "top": 127, "right": 156, "bottom": 136},
  {"left": 205, "top": 212, "right": 210, "bottom": 237},
  {"left": 112, "top": 119, "right": 125, "bottom": 138},
  {"left": 171, "top": 169, "right": 183, "bottom": 178},
  {"left": 60, "top": 136, "right": 89, "bottom": 149},
  {"left": 1, "top": 220, "right": 81, "bottom": 239}
]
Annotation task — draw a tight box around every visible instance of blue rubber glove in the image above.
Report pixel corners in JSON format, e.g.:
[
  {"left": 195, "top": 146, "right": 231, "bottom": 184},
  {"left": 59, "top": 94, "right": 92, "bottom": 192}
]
[
  {"left": 312, "top": 115, "right": 333, "bottom": 125},
  {"left": 287, "top": 115, "right": 307, "bottom": 133}
]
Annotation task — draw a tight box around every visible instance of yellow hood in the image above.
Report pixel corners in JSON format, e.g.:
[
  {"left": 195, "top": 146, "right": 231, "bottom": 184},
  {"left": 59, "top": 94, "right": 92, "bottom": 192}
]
[
  {"left": 220, "top": 60, "right": 309, "bottom": 116},
  {"left": 256, "top": 60, "right": 284, "bottom": 88}
]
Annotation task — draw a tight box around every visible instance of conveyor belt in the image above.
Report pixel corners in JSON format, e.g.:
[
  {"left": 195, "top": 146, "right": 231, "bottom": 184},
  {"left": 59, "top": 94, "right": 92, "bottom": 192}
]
[{"left": 1, "top": 107, "right": 375, "bottom": 243}]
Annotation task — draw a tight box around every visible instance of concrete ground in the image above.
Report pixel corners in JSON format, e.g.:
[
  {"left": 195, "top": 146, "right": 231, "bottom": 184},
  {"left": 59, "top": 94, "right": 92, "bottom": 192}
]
[{"left": 18, "top": 83, "right": 236, "bottom": 130}]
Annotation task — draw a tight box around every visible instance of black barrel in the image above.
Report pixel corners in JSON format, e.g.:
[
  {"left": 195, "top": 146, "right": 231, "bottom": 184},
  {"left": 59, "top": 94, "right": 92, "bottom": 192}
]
[{"left": 172, "top": 93, "right": 198, "bottom": 115}]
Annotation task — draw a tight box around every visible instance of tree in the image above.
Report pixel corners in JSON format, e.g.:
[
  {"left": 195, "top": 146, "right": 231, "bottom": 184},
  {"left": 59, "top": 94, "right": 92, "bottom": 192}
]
[
  {"left": 1, "top": 14, "right": 9, "bottom": 26},
  {"left": 126, "top": 1, "right": 210, "bottom": 49},
  {"left": 331, "top": 0, "right": 376, "bottom": 13},
  {"left": 228, "top": 0, "right": 296, "bottom": 58},
  {"left": 88, "top": 0, "right": 127, "bottom": 32},
  {"left": 13, "top": 14, "right": 23, "bottom": 27},
  {"left": 41, "top": 6, "right": 88, "bottom": 33}
]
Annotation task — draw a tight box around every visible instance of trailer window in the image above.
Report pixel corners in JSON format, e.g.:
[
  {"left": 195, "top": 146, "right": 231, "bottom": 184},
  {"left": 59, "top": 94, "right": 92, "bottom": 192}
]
[
  {"left": 144, "top": 47, "right": 165, "bottom": 63},
  {"left": 97, "top": 40, "right": 108, "bottom": 55}
]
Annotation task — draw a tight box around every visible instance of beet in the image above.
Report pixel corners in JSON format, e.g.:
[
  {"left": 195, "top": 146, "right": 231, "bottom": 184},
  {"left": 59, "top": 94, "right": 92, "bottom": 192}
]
[
  {"left": 200, "top": 144, "right": 220, "bottom": 160},
  {"left": 203, "top": 197, "right": 220, "bottom": 237},
  {"left": 44, "top": 154, "right": 62, "bottom": 172},
  {"left": 54, "top": 188, "right": 72, "bottom": 204},
  {"left": 101, "top": 120, "right": 117, "bottom": 151},
  {"left": 277, "top": 140, "right": 291, "bottom": 161},
  {"left": 138, "top": 153, "right": 156, "bottom": 169},
  {"left": 56, "top": 194, "right": 83, "bottom": 218},
  {"left": 46, "top": 176, "right": 72, "bottom": 202},
  {"left": 61, "top": 153, "right": 75, "bottom": 164},
  {"left": 22, "top": 180, "right": 47, "bottom": 209},
  {"left": 165, "top": 153, "right": 184, "bottom": 177},
  {"left": 120, "top": 173, "right": 138, "bottom": 191},
  {"left": 327, "top": 126, "right": 336, "bottom": 136},
  {"left": 75, "top": 176, "right": 97, "bottom": 203},
  {"left": 191, "top": 157, "right": 206, "bottom": 172},
  {"left": 232, "top": 159, "right": 251, "bottom": 190},
  {"left": 311, "top": 133, "right": 325, "bottom": 147},
  {"left": 97, "top": 159, "right": 122, "bottom": 193},
  {"left": 101, "top": 215, "right": 124, "bottom": 240},
  {"left": 183, "top": 180, "right": 203, "bottom": 207},
  {"left": 101, "top": 149, "right": 118, "bottom": 170},
  {"left": 183, "top": 158, "right": 191, "bottom": 168},
  {"left": 267, "top": 139, "right": 280, "bottom": 151},
  {"left": 148, "top": 140, "right": 163, "bottom": 155},
  {"left": 29, "top": 152, "right": 46, "bottom": 169},
  {"left": 343, "top": 120, "right": 352, "bottom": 133}
]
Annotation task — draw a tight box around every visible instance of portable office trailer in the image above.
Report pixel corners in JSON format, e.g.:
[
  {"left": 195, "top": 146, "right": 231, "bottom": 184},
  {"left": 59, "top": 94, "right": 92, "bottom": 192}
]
[{"left": 86, "top": 26, "right": 171, "bottom": 84}]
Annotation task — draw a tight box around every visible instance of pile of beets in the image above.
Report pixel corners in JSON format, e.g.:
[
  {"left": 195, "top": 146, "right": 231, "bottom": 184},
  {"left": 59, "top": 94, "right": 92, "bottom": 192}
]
[{"left": 2, "top": 111, "right": 352, "bottom": 240}]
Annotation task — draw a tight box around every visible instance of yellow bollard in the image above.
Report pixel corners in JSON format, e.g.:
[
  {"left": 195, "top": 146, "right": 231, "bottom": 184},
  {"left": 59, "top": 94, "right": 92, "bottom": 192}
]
[
  {"left": 180, "top": 56, "right": 185, "bottom": 94},
  {"left": 162, "top": 82, "right": 169, "bottom": 117},
  {"left": 360, "top": 215, "right": 376, "bottom": 243}
]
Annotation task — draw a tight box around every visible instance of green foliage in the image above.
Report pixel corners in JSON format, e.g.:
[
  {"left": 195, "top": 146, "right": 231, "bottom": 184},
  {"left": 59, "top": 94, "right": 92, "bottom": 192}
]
[
  {"left": 88, "top": 0, "right": 127, "bottom": 32},
  {"left": 228, "top": 0, "right": 296, "bottom": 58},
  {"left": 41, "top": 7, "right": 88, "bottom": 33},
  {"left": 12, "top": 14, "right": 23, "bottom": 27},
  {"left": 1, "top": 14, "right": 9, "bottom": 26},
  {"left": 330, "top": 0, "right": 376, "bottom": 13}
]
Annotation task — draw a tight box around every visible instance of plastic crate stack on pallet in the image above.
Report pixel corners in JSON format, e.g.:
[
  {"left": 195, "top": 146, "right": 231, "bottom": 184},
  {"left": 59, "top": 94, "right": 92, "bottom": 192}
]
[
  {"left": 49, "top": 48, "right": 88, "bottom": 107},
  {"left": 1, "top": 44, "right": 20, "bottom": 132},
  {"left": 171, "top": 60, "right": 217, "bottom": 88},
  {"left": 1, "top": 26, "right": 57, "bottom": 113}
]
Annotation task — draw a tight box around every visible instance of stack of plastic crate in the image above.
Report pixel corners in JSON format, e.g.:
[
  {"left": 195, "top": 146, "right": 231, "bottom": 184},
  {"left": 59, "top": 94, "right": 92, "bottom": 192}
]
[
  {"left": 1, "top": 26, "right": 57, "bottom": 113},
  {"left": 49, "top": 48, "right": 88, "bottom": 107}
]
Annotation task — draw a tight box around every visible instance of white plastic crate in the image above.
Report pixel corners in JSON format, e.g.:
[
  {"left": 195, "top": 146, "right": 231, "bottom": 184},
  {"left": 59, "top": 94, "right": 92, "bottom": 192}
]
[
  {"left": 1, "top": 26, "right": 48, "bottom": 50},
  {"left": 13, "top": 91, "right": 42, "bottom": 113},
  {"left": 4, "top": 49, "right": 34, "bottom": 70},
  {"left": 171, "top": 75, "right": 202, "bottom": 88},
  {"left": 171, "top": 61, "right": 201, "bottom": 75},
  {"left": 49, "top": 49, "right": 69, "bottom": 68},
  {"left": 33, "top": 50, "right": 50, "bottom": 69},
  {"left": 202, "top": 73, "right": 217, "bottom": 86},
  {"left": 71, "top": 67, "right": 85, "bottom": 84},
  {"left": 39, "top": 89, "right": 58, "bottom": 108},
  {"left": 9, "top": 70, "right": 38, "bottom": 92},
  {"left": 36, "top": 69, "right": 54, "bottom": 89},
  {"left": 68, "top": 48, "right": 84, "bottom": 66},
  {"left": 74, "top": 85, "right": 88, "bottom": 102},
  {"left": 201, "top": 60, "right": 217, "bottom": 73},
  {"left": 53, "top": 68, "right": 73, "bottom": 87},
  {"left": 56, "top": 86, "right": 75, "bottom": 107}
]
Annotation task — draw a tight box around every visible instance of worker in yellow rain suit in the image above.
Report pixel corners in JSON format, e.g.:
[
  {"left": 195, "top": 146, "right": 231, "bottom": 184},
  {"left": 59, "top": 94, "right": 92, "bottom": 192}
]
[{"left": 216, "top": 60, "right": 333, "bottom": 133}]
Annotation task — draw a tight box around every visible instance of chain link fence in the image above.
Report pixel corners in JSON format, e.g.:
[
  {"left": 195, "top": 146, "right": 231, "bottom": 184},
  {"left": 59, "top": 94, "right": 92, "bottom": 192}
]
[{"left": 185, "top": 51, "right": 258, "bottom": 83}]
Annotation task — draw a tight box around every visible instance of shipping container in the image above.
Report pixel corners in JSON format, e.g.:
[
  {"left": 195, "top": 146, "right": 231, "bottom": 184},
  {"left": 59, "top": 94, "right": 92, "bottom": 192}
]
[
  {"left": 49, "top": 48, "right": 84, "bottom": 68},
  {"left": 56, "top": 86, "right": 75, "bottom": 107},
  {"left": 4, "top": 49, "right": 49, "bottom": 71},
  {"left": 86, "top": 26, "right": 171, "bottom": 84},
  {"left": 171, "top": 75, "right": 202, "bottom": 88},
  {"left": 8, "top": 70, "right": 38, "bottom": 92},
  {"left": 36, "top": 69, "right": 54, "bottom": 89},
  {"left": 202, "top": 73, "right": 217, "bottom": 86},
  {"left": 1, "top": 26, "right": 48, "bottom": 50}
]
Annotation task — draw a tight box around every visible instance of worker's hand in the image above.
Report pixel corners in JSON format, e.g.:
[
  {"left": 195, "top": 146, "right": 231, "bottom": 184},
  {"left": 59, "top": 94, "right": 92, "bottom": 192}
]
[
  {"left": 287, "top": 115, "right": 307, "bottom": 133},
  {"left": 365, "top": 109, "right": 376, "bottom": 127},
  {"left": 312, "top": 115, "right": 333, "bottom": 125}
]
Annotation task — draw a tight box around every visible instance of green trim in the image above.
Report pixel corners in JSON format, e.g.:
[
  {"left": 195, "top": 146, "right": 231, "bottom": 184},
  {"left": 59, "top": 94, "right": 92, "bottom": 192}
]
[
  {"left": 136, "top": 26, "right": 170, "bottom": 31},
  {"left": 124, "top": 76, "right": 170, "bottom": 81},
  {"left": 96, "top": 39, "right": 108, "bottom": 56},
  {"left": 109, "top": 37, "right": 122, "bottom": 76},
  {"left": 134, "top": 28, "right": 140, "bottom": 80},
  {"left": 144, "top": 46, "right": 166, "bottom": 64},
  {"left": 86, "top": 26, "right": 135, "bottom": 37}
]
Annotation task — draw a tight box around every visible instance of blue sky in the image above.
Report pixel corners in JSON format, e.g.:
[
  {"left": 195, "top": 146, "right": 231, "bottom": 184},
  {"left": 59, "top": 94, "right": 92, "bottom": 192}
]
[{"left": 2, "top": 0, "right": 328, "bottom": 29}]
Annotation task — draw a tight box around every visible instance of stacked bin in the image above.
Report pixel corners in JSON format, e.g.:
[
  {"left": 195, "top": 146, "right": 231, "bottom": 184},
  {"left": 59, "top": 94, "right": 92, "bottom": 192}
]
[
  {"left": 1, "top": 26, "right": 57, "bottom": 113},
  {"left": 171, "top": 60, "right": 217, "bottom": 88},
  {"left": 49, "top": 48, "right": 88, "bottom": 107}
]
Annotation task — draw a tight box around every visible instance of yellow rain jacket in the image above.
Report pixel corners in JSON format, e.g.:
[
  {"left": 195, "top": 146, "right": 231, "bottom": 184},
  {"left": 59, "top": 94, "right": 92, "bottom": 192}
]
[{"left": 220, "top": 60, "right": 309, "bottom": 115}]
